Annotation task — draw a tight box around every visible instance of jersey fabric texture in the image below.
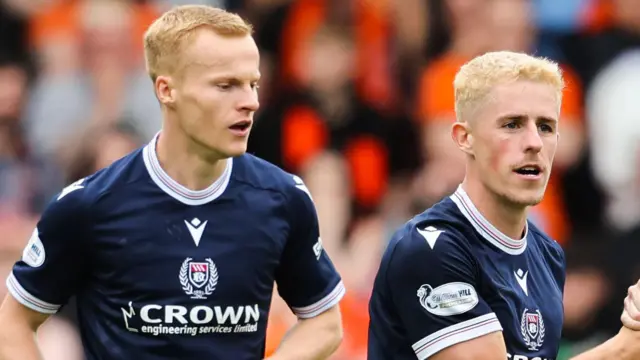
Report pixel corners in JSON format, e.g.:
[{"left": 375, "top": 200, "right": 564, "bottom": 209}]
[
  {"left": 368, "top": 186, "right": 565, "bottom": 360},
  {"left": 9, "top": 133, "right": 345, "bottom": 359}
]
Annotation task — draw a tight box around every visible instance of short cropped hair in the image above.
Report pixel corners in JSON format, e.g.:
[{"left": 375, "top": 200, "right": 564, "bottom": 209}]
[
  {"left": 453, "top": 51, "right": 564, "bottom": 122},
  {"left": 143, "top": 5, "right": 253, "bottom": 82}
]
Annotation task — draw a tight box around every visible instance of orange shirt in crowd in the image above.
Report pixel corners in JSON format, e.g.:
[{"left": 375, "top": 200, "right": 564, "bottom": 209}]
[
  {"left": 580, "top": 0, "right": 614, "bottom": 33},
  {"left": 281, "top": 105, "right": 389, "bottom": 210},
  {"left": 418, "top": 52, "right": 585, "bottom": 245},
  {"left": 279, "top": 0, "right": 394, "bottom": 110},
  {"left": 28, "top": 0, "right": 158, "bottom": 61}
]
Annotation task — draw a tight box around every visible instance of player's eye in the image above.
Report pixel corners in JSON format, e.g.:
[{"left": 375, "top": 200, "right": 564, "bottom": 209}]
[
  {"left": 538, "top": 124, "right": 554, "bottom": 133},
  {"left": 216, "top": 84, "right": 231, "bottom": 91},
  {"left": 503, "top": 121, "right": 519, "bottom": 129},
  {"left": 250, "top": 82, "right": 260, "bottom": 90}
]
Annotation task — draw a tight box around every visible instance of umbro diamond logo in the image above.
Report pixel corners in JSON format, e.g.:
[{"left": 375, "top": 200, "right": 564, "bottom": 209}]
[
  {"left": 416, "top": 226, "right": 443, "bottom": 249},
  {"left": 515, "top": 268, "right": 528, "bottom": 296},
  {"left": 57, "top": 178, "right": 85, "bottom": 200},
  {"left": 185, "top": 218, "right": 208, "bottom": 247}
]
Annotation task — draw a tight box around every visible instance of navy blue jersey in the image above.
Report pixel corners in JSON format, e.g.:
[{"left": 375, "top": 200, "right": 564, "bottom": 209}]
[
  {"left": 368, "top": 186, "right": 565, "bottom": 360},
  {"left": 8, "top": 134, "right": 344, "bottom": 359}
]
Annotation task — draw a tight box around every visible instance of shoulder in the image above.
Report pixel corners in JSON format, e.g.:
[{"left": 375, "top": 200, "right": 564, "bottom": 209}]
[
  {"left": 528, "top": 222, "right": 565, "bottom": 265},
  {"left": 384, "top": 207, "right": 476, "bottom": 275},
  {"left": 90, "top": 147, "right": 148, "bottom": 196},
  {"left": 528, "top": 222, "right": 566, "bottom": 292},
  {"left": 47, "top": 148, "right": 145, "bottom": 215},
  {"left": 232, "top": 153, "right": 312, "bottom": 201}
]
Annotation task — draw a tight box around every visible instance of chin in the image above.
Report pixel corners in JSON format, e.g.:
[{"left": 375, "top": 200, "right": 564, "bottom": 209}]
[
  {"left": 503, "top": 188, "right": 546, "bottom": 207},
  {"left": 224, "top": 149, "right": 247, "bottom": 158},
  {"left": 196, "top": 138, "right": 247, "bottom": 159},
  {"left": 517, "top": 194, "right": 544, "bottom": 207},
  {"left": 221, "top": 143, "right": 248, "bottom": 158}
]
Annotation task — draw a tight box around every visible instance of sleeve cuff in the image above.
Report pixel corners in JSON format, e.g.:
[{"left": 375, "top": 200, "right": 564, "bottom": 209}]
[
  {"left": 412, "top": 313, "right": 503, "bottom": 360},
  {"left": 291, "top": 281, "right": 345, "bottom": 319},
  {"left": 6, "top": 272, "right": 60, "bottom": 314}
]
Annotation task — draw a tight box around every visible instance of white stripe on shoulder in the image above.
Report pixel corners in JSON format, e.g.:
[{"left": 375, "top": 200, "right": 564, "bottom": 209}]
[
  {"left": 6, "top": 272, "right": 60, "bottom": 314},
  {"left": 412, "top": 313, "right": 502, "bottom": 359},
  {"left": 292, "top": 281, "right": 346, "bottom": 319}
]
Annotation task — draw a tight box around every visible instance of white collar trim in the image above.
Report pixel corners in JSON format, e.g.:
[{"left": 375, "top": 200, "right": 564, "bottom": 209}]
[
  {"left": 450, "top": 185, "right": 527, "bottom": 255},
  {"left": 142, "top": 133, "right": 232, "bottom": 206}
]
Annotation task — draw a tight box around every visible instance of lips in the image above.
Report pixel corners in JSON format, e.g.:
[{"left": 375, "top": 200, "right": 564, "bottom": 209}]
[
  {"left": 229, "top": 120, "right": 251, "bottom": 131},
  {"left": 513, "top": 164, "right": 542, "bottom": 176}
]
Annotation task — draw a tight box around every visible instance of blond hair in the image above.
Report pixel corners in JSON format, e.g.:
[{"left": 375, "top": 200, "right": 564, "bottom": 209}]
[
  {"left": 453, "top": 51, "right": 564, "bottom": 122},
  {"left": 143, "top": 5, "right": 253, "bottom": 82}
]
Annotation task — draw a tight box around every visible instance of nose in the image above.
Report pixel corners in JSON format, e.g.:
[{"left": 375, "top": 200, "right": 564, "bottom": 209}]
[
  {"left": 523, "top": 123, "right": 543, "bottom": 153},
  {"left": 238, "top": 87, "right": 260, "bottom": 113}
]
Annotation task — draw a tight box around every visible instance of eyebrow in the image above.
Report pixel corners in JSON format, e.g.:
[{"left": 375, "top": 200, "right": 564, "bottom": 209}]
[
  {"left": 497, "top": 114, "right": 558, "bottom": 123},
  {"left": 183, "top": 62, "right": 261, "bottom": 80},
  {"left": 211, "top": 72, "right": 262, "bottom": 81}
]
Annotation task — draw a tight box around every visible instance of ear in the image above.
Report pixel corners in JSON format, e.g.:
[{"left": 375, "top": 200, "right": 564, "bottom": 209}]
[
  {"left": 156, "top": 75, "right": 176, "bottom": 107},
  {"left": 451, "top": 121, "right": 474, "bottom": 156}
]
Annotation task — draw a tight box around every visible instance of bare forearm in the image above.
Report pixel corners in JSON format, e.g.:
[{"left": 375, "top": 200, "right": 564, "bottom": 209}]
[
  {"left": 570, "top": 328, "right": 640, "bottom": 360},
  {"left": 267, "top": 312, "right": 343, "bottom": 360},
  {"left": 0, "top": 323, "right": 42, "bottom": 360}
]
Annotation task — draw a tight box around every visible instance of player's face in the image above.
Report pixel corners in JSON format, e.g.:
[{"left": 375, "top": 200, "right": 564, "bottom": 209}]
[
  {"left": 173, "top": 29, "right": 260, "bottom": 158},
  {"left": 471, "top": 80, "right": 559, "bottom": 207}
]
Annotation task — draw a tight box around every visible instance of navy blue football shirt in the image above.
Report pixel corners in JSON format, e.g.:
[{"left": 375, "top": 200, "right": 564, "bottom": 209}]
[
  {"left": 7, "top": 134, "right": 345, "bottom": 359},
  {"left": 368, "top": 186, "right": 565, "bottom": 360}
]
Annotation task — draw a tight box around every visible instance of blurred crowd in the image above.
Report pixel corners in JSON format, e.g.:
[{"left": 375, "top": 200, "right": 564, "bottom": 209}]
[{"left": 0, "top": 0, "right": 639, "bottom": 358}]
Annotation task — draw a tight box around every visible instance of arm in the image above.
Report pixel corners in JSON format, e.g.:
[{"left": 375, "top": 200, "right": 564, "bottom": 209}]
[
  {"left": 568, "top": 281, "right": 640, "bottom": 360},
  {"left": 271, "top": 175, "right": 345, "bottom": 359},
  {"left": 568, "top": 328, "right": 640, "bottom": 360},
  {"left": 430, "top": 332, "right": 506, "bottom": 360},
  {"left": 0, "top": 296, "right": 48, "bottom": 360},
  {"left": 266, "top": 304, "right": 343, "bottom": 360},
  {"left": 622, "top": 281, "right": 640, "bottom": 330},
  {"left": 0, "top": 180, "right": 89, "bottom": 358},
  {"left": 384, "top": 225, "right": 505, "bottom": 359}
]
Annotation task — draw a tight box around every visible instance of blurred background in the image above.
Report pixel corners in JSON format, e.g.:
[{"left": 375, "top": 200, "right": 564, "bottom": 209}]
[{"left": 0, "top": 0, "right": 638, "bottom": 358}]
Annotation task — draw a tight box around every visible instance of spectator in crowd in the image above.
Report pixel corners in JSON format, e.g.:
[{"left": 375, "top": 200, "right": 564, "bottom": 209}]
[
  {"left": 0, "top": 53, "right": 82, "bottom": 360},
  {"left": 0, "top": 56, "right": 63, "bottom": 261},
  {"left": 24, "top": 0, "right": 160, "bottom": 157}
]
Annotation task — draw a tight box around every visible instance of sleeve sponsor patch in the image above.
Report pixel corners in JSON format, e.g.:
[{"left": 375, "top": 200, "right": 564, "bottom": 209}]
[
  {"left": 22, "top": 229, "right": 46, "bottom": 268},
  {"left": 417, "top": 282, "right": 479, "bottom": 316}
]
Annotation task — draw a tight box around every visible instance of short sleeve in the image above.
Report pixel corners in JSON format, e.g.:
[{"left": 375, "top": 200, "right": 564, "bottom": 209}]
[
  {"left": 7, "top": 179, "right": 90, "bottom": 314},
  {"left": 385, "top": 226, "right": 502, "bottom": 359},
  {"left": 275, "top": 175, "right": 345, "bottom": 319}
]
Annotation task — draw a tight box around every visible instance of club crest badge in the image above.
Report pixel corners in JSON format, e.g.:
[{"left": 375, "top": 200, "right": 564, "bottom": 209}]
[
  {"left": 521, "top": 308, "right": 545, "bottom": 351},
  {"left": 179, "top": 257, "right": 218, "bottom": 299}
]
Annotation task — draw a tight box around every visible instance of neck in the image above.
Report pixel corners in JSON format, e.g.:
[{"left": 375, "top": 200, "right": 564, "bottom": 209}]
[
  {"left": 461, "top": 178, "right": 527, "bottom": 240},
  {"left": 155, "top": 130, "right": 227, "bottom": 191}
]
